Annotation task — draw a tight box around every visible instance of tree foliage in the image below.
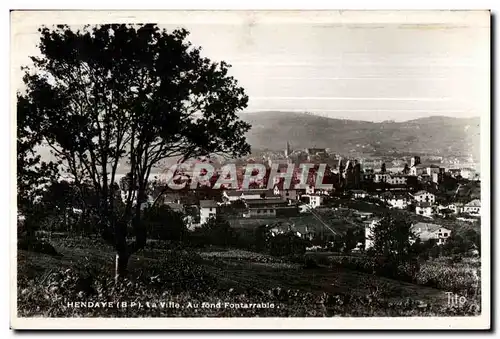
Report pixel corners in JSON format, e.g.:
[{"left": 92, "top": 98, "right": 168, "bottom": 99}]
[
  {"left": 368, "top": 212, "right": 415, "bottom": 261},
  {"left": 18, "top": 24, "right": 251, "bottom": 275},
  {"left": 17, "top": 94, "right": 59, "bottom": 215}
]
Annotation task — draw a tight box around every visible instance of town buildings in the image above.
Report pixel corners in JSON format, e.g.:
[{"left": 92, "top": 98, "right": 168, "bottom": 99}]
[
  {"left": 199, "top": 200, "right": 218, "bottom": 225},
  {"left": 243, "top": 199, "right": 291, "bottom": 218},
  {"left": 415, "top": 202, "right": 435, "bottom": 217},
  {"left": 300, "top": 194, "right": 324, "bottom": 209},
  {"left": 410, "top": 222, "right": 452, "bottom": 245},
  {"left": 463, "top": 199, "right": 481, "bottom": 215},
  {"left": 411, "top": 190, "right": 436, "bottom": 204}
]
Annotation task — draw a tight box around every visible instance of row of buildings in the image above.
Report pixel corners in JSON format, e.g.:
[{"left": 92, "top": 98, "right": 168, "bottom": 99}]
[{"left": 364, "top": 219, "right": 453, "bottom": 250}]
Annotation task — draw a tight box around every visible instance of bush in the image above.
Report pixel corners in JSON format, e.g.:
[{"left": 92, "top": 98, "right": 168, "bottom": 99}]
[
  {"left": 143, "top": 206, "right": 187, "bottom": 242},
  {"left": 303, "top": 256, "right": 320, "bottom": 269},
  {"left": 415, "top": 261, "right": 480, "bottom": 295},
  {"left": 327, "top": 255, "right": 419, "bottom": 282},
  {"left": 449, "top": 254, "right": 463, "bottom": 265},
  {"left": 18, "top": 237, "right": 61, "bottom": 257},
  {"left": 268, "top": 233, "right": 307, "bottom": 257}
]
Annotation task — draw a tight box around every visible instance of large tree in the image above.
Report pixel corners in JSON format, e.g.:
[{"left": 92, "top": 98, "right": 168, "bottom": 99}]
[
  {"left": 18, "top": 24, "right": 251, "bottom": 280},
  {"left": 17, "top": 92, "right": 59, "bottom": 237},
  {"left": 368, "top": 212, "right": 415, "bottom": 260}
]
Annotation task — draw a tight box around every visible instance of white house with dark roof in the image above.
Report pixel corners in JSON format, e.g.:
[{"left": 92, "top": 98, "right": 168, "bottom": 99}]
[
  {"left": 446, "top": 202, "right": 464, "bottom": 214},
  {"left": 411, "top": 190, "right": 435, "bottom": 204},
  {"left": 387, "top": 194, "right": 411, "bottom": 209},
  {"left": 410, "top": 164, "right": 442, "bottom": 177},
  {"left": 199, "top": 200, "right": 218, "bottom": 225},
  {"left": 463, "top": 199, "right": 481, "bottom": 215},
  {"left": 410, "top": 222, "right": 451, "bottom": 245},
  {"left": 300, "top": 194, "right": 324, "bottom": 209}
]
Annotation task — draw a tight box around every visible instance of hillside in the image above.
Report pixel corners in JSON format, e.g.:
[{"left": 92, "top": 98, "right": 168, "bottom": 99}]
[{"left": 240, "top": 111, "right": 480, "bottom": 159}]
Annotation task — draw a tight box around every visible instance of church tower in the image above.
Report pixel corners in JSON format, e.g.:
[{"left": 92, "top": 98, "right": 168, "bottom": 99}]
[{"left": 285, "top": 141, "right": 291, "bottom": 158}]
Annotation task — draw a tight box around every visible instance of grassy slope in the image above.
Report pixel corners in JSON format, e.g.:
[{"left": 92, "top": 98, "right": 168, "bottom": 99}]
[{"left": 18, "top": 238, "right": 451, "bottom": 315}]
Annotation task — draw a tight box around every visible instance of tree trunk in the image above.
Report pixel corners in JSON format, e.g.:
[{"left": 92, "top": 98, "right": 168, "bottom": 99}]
[{"left": 115, "top": 250, "right": 130, "bottom": 283}]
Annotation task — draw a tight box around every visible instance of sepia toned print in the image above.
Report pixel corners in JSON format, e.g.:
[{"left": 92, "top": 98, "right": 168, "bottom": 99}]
[{"left": 11, "top": 10, "right": 490, "bottom": 329}]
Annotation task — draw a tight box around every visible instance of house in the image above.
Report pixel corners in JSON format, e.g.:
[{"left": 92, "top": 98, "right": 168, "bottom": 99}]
[
  {"left": 350, "top": 189, "right": 368, "bottom": 199},
  {"left": 300, "top": 194, "right": 324, "bottom": 209},
  {"left": 410, "top": 164, "right": 427, "bottom": 176},
  {"left": 386, "top": 174, "right": 408, "bottom": 186},
  {"left": 364, "top": 218, "right": 381, "bottom": 250},
  {"left": 460, "top": 168, "right": 477, "bottom": 180},
  {"left": 273, "top": 182, "right": 299, "bottom": 201},
  {"left": 387, "top": 194, "right": 410, "bottom": 209},
  {"left": 448, "top": 168, "right": 462, "bottom": 178},
  {"left": 222, "top": 189, "right": 281, "bottom": 202},
  {"left": 409, "top": 163, "right": 442, "bottom": 177},
  {"left": 463, "top": 199, "right": 481, "bottom": 215},
  {"left": 373, "top": 173, "right": 390, "bottom": 183},
  {"left": 244, "top": 199, "right": 290, "bottom": 218},
  {"left": 410, "top": 222, "right": 451, "bottom": 245},
  {"left": 425, "top": 164, "right": 442, "bottom": 176},
  {"left": 412, "top": 190, "right": 435, "bottom": 204},
  {"left": 446, "top": 203, "right": 464, "bottom": 214},
  {"left": 268, "top": 223, "right": 292, "bottom": 236},
  {"left": 199, "top": 200, "right": 218, "bottom": 225},
  {"left": 415, "top": 202, "right": 434, "bottom": 218}
]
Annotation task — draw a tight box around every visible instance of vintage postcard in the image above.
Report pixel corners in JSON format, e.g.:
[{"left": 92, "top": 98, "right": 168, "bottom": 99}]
[{"left": 10, "top": 10, "right": 490, "bottom": 329}]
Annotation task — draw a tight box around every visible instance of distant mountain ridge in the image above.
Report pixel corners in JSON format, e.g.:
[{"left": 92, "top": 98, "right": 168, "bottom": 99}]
[{"left": 239, "top": 111, "right": 480, "bottom": 159}]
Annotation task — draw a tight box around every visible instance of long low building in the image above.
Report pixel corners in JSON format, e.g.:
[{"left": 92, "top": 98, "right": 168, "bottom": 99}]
[
  {"left": 223, "top": 189, "right": 281, "bottom": 202},
  {"left": 243, "top": 199, "right": 296, "bottom": 218}
]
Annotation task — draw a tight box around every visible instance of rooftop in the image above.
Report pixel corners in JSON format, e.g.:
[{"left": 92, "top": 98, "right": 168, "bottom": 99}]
[
  {"left": 246, "top": 199, "right": 289, "bottom": 206},
  {"left": 465, "top": 199, "right": 481, "bottom": 207},
  {"left": 411, "top": 222, "right": 450, "bottom": 234},
  {"left": 414, "top": 164, "right": 441, "bottom": 168},
  {"left": 224, "top": 189, "right": 276, "bottom": 197},
  {"left": 416, "top": 202, "right": 433, "bottom": 208},
  {"left": 164, "top": 202, "right": 184, "bottom": 211},
  {"left": 414, "top": 190, "right": 432, "bottom": 196}
]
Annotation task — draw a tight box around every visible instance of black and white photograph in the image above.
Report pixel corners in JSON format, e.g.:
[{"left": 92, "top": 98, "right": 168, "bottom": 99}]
[{"left": 10, "top": 10, "right": 491, "bottom": 329}]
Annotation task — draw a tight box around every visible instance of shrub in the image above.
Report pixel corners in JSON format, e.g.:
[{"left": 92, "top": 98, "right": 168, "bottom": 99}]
[
  {"left": 18, "top": 237, "right": 61, "bottom": 257},
  {"left": 415, "top": 261, "right": 480, "bottom": 296},
  {"left": 268, "top": 233, "right": 307, "bottom": 257},
  {"left": 303, "top": 256, "right": 320, "bottom": 269},
  {"left": 143, "top": 206, "right": 187, "bottom": 242}
]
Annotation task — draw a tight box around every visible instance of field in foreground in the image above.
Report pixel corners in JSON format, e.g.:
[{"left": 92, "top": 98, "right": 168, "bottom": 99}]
[{"left": 17, "top": 237, "right": 480, "bottom": 317}]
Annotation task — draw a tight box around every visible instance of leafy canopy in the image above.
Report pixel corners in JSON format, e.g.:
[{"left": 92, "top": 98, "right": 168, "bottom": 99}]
[{"left": 18, "top": 24, "right": 251, "bottom": 253}]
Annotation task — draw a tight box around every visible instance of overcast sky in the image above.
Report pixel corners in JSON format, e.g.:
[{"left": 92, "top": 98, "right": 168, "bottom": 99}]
[{"left": 13, "top": 11, "right": 490, "bottom": 122}]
